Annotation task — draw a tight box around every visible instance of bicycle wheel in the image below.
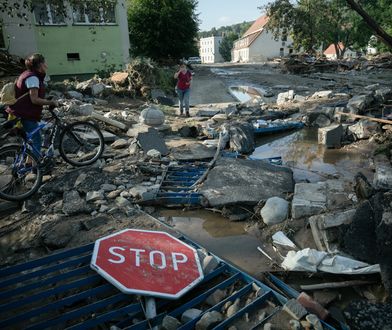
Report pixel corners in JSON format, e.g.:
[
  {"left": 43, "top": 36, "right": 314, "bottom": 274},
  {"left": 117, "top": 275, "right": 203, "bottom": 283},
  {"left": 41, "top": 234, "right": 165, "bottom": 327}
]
[
  {"left": 59, "top": 121, "right": 104, "bottom": 166},
  {"left": 0, "top": 144, "right": 43, "bottom": 201}
]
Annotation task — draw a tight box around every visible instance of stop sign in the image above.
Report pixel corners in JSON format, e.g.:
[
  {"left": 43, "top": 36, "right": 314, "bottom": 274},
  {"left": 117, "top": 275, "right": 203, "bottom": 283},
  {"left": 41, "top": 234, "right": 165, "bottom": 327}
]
[{"left": 91, "top": 229, "right": 204, "bottom": 299}]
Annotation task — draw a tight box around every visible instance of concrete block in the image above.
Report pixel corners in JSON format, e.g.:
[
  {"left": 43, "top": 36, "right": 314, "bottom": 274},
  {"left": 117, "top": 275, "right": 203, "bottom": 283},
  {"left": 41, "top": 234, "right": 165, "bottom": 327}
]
[
  {"left": 181, "top": 308, "right": 202, "bottom": 324},
  {"left": 374, "top": 164, "right": 392, "bottom": 190},
  {"left": 292, "top": 183, "right": 327, "bottom": 219},
  {"left": 318, "top": 124, "right": 343, "bottom": 148}
]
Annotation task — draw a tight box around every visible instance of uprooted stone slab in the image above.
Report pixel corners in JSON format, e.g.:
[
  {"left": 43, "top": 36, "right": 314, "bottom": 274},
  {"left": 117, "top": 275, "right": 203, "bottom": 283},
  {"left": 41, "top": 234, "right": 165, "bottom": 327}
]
[
  {"left": 171, "top": 143, "right": 216, "bottom": 161},
  {"left": 199, "top": 158, "right": 294, "bottom": 207}
]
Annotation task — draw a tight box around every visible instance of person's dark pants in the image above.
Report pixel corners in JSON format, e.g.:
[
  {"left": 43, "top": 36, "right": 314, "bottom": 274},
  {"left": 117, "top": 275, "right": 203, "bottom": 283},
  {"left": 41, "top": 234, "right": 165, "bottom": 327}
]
[{"left": 21, "top": 119, "right": 41, "bottom": 158}]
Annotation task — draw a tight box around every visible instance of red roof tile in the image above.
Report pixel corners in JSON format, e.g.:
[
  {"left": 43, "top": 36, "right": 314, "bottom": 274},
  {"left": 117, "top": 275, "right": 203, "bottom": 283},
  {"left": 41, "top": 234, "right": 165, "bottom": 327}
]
[
  {"left": 243, "top": 15, "right": 269, "bottom": 37},
  {"left": 324, "top": 43, "right": 344, "bottom": 55}
]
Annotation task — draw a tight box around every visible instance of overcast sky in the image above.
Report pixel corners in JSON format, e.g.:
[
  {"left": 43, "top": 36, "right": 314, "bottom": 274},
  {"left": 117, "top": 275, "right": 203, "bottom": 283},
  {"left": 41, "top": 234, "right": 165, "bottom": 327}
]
[{"left": 197, "top": 0, "right": 269, "bottom": 31}]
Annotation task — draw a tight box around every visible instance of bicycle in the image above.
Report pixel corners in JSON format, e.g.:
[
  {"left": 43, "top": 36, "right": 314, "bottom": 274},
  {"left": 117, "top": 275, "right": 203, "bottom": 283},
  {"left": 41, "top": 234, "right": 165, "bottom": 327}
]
[{"left": 0, "top": 107, "right": 105, "bottom": 201}]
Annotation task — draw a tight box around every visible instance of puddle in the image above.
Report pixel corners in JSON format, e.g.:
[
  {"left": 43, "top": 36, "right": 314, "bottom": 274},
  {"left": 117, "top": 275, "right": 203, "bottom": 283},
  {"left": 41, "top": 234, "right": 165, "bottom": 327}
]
[
  {"left": 210, "top": 68, "right": 242, "bottom": 76},
  {"left": 252, "top": 128, "right": 374, "bottom": 182},
  {"left": 159, "top": 210, "right": 268, "bottom": 277},
  {"left": 229, "top": 86, "right": 266, "bottom": 103}
]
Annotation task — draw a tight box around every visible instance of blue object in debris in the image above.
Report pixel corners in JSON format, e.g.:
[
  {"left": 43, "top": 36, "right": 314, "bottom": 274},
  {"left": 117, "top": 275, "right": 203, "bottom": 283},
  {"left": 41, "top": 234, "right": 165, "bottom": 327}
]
[{"left": 253, "top": 120, "right": 304, "bottom": 134}]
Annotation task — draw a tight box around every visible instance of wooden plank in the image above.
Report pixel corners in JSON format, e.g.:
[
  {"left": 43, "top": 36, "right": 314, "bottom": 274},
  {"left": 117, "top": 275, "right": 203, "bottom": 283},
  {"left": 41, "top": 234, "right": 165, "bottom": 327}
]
[
  {"left": 336, "top": 111, "right": 392, "bottom": 125},
  {"left": 91, "top": 112, "right": 127, "bottom": 130}
]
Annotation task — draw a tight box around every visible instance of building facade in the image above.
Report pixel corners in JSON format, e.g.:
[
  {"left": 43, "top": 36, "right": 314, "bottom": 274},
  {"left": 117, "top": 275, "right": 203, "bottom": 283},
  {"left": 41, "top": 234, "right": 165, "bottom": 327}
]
[
  {"left": 232, "top": 15, "right": 294, "bottom": 63},
  {"left": 0, "top": 0, "right": 130, "bottom": 76},
  {"left": 323, "top": 43, "right": 357, "bottom": 59},
  {"left": 199, "top": 36, "right": 223, "bottom": 64}
]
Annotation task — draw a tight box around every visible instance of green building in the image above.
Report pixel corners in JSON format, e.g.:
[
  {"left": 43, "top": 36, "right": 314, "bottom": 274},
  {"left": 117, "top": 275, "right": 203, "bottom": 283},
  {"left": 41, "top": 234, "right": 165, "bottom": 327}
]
[{"left": 1, "top": 0, "right": 130, "bottom": 76}]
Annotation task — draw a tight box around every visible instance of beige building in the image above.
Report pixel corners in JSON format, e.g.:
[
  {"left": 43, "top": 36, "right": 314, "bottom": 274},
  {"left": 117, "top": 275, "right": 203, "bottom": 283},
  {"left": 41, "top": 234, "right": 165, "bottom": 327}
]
[
  {"left": 323, "top": 43, "right": 357, "bottom": 59},
  {"left": 199, "top": 36, "right": 224, "bottom": 63},
  {"left": 232, "top": 15, "right": 293, "bottom": 63}
]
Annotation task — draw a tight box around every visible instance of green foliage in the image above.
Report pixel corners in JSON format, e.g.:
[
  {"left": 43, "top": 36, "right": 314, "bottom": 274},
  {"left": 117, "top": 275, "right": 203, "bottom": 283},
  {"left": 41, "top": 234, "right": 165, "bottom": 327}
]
[
  {"left": 127, "top": 0, "right": 199, "bottom": 61},
  {"left": 219, "top": 32, "right": 239, "bottom": 61},
  {"left": 264, "top": 0, "right": 391, "bottom": 56},
  {"left": 199, "top": 21, "right": 252, "bottom": 39}
]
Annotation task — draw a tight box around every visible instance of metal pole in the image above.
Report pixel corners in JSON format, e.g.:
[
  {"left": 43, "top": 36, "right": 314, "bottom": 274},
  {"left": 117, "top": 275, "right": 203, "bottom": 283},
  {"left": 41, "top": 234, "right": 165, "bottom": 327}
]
[{"left": 145, "top": 297, "right": 158, "bottom": 330}]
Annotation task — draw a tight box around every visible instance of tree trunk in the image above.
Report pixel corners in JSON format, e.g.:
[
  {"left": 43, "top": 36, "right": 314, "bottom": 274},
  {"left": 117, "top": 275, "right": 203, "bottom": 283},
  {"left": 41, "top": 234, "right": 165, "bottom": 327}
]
[{"left": 345, "top": 0, "right": 392, "bottom": 50}]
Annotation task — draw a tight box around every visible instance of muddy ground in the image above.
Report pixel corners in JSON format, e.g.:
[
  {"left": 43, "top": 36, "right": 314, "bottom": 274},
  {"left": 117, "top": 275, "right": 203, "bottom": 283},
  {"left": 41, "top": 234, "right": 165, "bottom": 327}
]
[{"left": 1, "top": 61, "right": 392, "bottom": 329}]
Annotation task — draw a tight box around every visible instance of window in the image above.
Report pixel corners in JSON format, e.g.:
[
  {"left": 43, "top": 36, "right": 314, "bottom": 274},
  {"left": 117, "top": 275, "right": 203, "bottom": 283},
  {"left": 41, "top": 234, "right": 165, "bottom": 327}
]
[
  {"left": 289, "top": 49, "right": 293, "bottom": 54},
  {"left": 73, "top": 1, "right": 116, "bottom": 25},
  {"left": 0, "top": 23, "right": 5, "bottom": 48},
  {"left": 280, "top": 48, "right": 284, "bottom": 57},
  {"left": 67, "top": 53, "right": 80, "bottom": 61},
  {"left": 33, "top": 1, "right": 65, "bottom": 25}
]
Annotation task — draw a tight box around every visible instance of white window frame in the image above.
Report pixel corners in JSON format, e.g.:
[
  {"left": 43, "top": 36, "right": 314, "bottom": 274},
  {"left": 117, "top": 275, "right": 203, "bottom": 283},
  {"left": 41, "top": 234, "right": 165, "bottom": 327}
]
[
  {"left": 34, "top": 2, "right": 66, "bottom": 26},
  {"left": 72, "top": 2, "right": 117, "bottom": 26}
]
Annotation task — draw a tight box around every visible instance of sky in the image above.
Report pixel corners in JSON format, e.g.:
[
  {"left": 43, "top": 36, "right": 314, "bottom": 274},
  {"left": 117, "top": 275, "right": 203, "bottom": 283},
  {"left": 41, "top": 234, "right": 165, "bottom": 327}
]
[{"left": 197, "top": 0, "right": 269, "bottom": 32}]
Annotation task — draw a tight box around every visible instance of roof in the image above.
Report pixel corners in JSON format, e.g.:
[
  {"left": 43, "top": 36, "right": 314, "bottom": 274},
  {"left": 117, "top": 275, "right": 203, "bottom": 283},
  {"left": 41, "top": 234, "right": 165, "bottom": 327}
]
[
  {"left": 324, "top": 42, "right": 344, "bottom": 55},
  {"left": 243, "top": 15, "right": 269, "bottom": 37},
  {"left": 233, "top": 15, "right": 269, "bottom": 50}
]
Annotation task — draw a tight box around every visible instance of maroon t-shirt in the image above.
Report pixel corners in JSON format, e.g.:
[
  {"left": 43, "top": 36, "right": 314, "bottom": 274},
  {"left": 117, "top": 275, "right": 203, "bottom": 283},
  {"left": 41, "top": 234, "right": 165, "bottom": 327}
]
[{"left": 176, "top": 71, "right": 192, "bottom": 90}]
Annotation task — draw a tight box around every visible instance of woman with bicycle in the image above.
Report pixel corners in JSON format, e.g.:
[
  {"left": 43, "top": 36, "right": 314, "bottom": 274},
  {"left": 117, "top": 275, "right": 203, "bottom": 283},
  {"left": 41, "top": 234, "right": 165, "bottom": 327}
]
[{"left": 8, "top": 53, "right": 58, "bottom": 157}]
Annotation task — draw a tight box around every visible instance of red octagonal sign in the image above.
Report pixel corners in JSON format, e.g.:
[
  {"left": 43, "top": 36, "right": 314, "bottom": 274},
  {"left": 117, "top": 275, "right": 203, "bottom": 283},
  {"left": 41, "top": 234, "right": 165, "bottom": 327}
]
[{"left": 91, "top": 229, "right": 204, "bottom": 299}]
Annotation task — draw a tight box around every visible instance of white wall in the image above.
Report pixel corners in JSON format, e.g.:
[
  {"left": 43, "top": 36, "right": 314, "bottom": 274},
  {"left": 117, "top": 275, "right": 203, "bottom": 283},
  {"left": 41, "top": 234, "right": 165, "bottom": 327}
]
[
  {"left": 0, "top": 1, "right": 38, "bottom": 57},
  {"left": 199, "top": 36, "right": 223, "bottom": 63},
  {"left": 232, "top": 30, "right": 294, "bottom": 63}
]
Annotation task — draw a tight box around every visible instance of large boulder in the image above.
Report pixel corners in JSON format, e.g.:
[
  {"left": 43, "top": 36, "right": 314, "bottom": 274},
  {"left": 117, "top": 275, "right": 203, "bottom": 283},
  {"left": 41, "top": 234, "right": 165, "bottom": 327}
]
[
  {"left": 199, "top": 158, "right": 294, "bottom": 207},
  {"left": 347, "top": 94, "right": 374, "bottom": 114},
  {"left": 139, "top": 106, "right": 165, "bottom": 126},
  {"left": 348, "top": 120, "right": 379, "bottom": 139},
  {"left": 228, "top": 122, "right": 255, "bottom": 154}
]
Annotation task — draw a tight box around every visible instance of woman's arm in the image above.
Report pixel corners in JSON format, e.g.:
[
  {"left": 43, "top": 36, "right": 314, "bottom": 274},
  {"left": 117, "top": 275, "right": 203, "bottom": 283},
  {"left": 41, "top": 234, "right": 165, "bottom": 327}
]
[
  {"left": 29, "top": 89, "right": 57, "bottom": 107},
  {"left": 174, "top": 70, "right": 181, "bottom": 79}
]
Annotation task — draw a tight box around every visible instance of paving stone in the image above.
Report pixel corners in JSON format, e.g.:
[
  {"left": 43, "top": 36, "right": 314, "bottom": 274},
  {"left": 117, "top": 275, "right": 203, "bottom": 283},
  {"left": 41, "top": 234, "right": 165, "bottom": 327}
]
[{"left": 137, "top": 128, "right": 169, "bottom": 155}]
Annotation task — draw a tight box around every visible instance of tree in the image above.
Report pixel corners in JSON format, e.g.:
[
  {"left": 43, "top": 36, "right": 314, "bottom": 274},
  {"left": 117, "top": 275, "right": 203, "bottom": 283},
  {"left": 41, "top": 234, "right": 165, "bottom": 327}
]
[
  {"left": 127, "top": 0, "right": 199, "bottom": 61},
  {"left": 219, "top": 32, "right": 239, "bottom": 61},
  {"left": 345, "top": 0, "right": 392, "bottom": 50}
]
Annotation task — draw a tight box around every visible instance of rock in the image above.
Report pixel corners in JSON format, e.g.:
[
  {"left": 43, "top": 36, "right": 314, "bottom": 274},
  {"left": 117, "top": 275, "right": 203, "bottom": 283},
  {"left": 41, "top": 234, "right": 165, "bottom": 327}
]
[
  {"left": 202, "top": 255, "right": 219, "bottom": 274},
  {"left": 348, "top": 120, "right": 379, "bottom": 139},
  {"left": 94, "top": 98, "right": 108, "bottom": 105},
  {"left": 162, "top": 315, "right": 181, "bottom": 330},
  {"left": 373, "top": 163, "right": 392, "bottom": 190},
  {"left": 91, "top": 83, "right": 106, "bottom": 96},
  {"left": 181, "top": 309, "right": 202, "bottom": 324},
  {"left": 101, "top": 184, "right": 117, "bottom": 192},
  {"left": 111, "top": 139, "right": 128, "bottom": 149},
  {"left": 146, "top": 149, "right": 161, "bottom": 158},
  {"left": 67, "top": 90, "right": 84, "bottom": 100},
  {"left": 195, "top": 311, "right": 223, "bottom": 330},
  {"left": 318, "top": 124, "right": 343, "bottom": 148},
  {"left": 228, "top": 122, "right": 255, "bottom": 154},
  {"left": 226, "top": 298, "right": 240, "bottom": 317},
  {"left": 86, "top": 191, "right": 104, "bottom": 202},
  {"left": 347, "top": 94, "right": 374, "bottom": 114},
  {"left": 375, "top": 87, "right": 392, "bottom": 102},
  {"left": 283, "top": 299, "right": 308, "bottom": 320},
  {"left": 115, "top": 196, "right": 131, "bottom": 208},
  {"left": 129, "top": 186, "right": 149, "bottom": 198},
  {"left": 139, "top": 106, "right": 165, "bottom": 126},
  {"left": 77, "top": 103, "right": 94, "bottom": 116},
  {"left": 355, "top": 172, "right": 374, "bottom": 199},
  {"left": 365, "top": 83, "right": 380, "bottom": 91},
  {"left": 277, "top": 90, "right": 295, "bottom": 105},
  {"left": 293, "top": 94, "right": 306, "bottom": 102},
  {"left": 107, "top": 189, "right": 122, "bottom": 199},
  {"left": 110, "top": 72, "right": 129, "bottom": 85},
  {"left": 311, "top": 90, "right": 333, "bottom": 99},
  {"left": 200, "top": 158, "right": 294, "bottom": 207},
  {"left": 263, "top": 323, "right": 272, "bottom": 330},
  {"left": 128, "top": 143, "right": 139, "bottom": 155},
  {"left": 211, "top": 113, "right": 227, "bottom": 123},
  {"left": 179, "top": 126, "right": 198, "bottom": 138},
  {"left": 62, "top": 190, "right": 89, "bottom": 215},
  {"left": 82, "top": 216, "right": 108, "bottom": 230},
  {"left": 260, "top": 197, "right": 289, "bottom": 225},
  {"left": 206, "top": 289, "right": 226, "bottom": 306},
  {"left": 41, "top": 220, "right": 82, "bottom": 249},
  {"left": 289, "top": 320, "right": 301, "bottom": 330},
  {"left": 156, "top": 96, "right": 175, "bottom": 106},
  {"left": 171, "top": 143, "right": 216, "bottom": 161},
  {"left": 291, "top": 182, "right": 327, "bottom": 219},
  {"left": 306, "top": 314, "right": 323, "bottom": 330}
]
